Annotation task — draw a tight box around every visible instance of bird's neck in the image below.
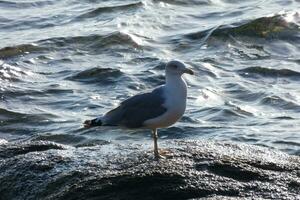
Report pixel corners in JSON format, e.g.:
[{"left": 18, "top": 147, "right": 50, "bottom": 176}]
[{"left": 165, "top": 74, "right": 187, "bottom": 97}]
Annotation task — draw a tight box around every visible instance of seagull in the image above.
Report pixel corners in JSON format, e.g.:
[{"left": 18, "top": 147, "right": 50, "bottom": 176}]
[{"left": 84, "top": 60, "right": 194, "bottom": 158}]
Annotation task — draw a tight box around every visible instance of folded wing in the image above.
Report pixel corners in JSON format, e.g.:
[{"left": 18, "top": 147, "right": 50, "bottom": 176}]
[{"left": 103, "top": 87, "right": 167, "bottom": 128}]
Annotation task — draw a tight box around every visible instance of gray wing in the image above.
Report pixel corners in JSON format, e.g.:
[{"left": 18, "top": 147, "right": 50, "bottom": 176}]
[{"left": 103, "top": 87, "right": 167, "bottom": 128}]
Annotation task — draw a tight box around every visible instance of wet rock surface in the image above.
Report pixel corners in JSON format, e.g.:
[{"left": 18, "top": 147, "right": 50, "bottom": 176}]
[{"left": 0, "top": 140, "right": 299, "bottom": 200}]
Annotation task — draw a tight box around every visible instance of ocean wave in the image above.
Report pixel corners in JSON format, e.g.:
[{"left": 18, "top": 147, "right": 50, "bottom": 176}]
[
  {"left": 0, "top": 31, "right": 142, "bottom": 58},
  {"left": 0, "top": 44, "right": 44, "bottom": 59},
  {"left": 67, "top": 67, "right": 125, "bottom": 84},
  {"left": 210, "top": 108, "right": 249, "bottom": 121},
  {"left": 33, "top": 133, "right": 110, "bottom": 147},
  {"left": 0, "top": 107, "right": 26, "bottom": 119},
  {"left": 0, "top": 0, "right": 54, "bottom": 9},
  {"left": 0, "top": 62, "right": 31, "bottom": 82},
  {"left": 273, "top": 140, "right": 300, "bottom": 147},
  {"left": 237, "top": 66, "right": 300, "bottom": 78},
  {"left": 260, "top": 95, "right": 300, "bottom": 111},
  {"left": 273, "top": 116, "right": 294, "bottom": 120},
  {"left": 139, "top": 74, "right": 165, "bottom": 88},
  {"left": 77, "top": 1, "right": 143, "bottom": 20},
  {"left": 186, "top": 12, "right": 300, "bottom": 41},
  {"left": 38, "top": 31, "right": 141, "bottom": 51},
  {"left": 199, "top": 107, "right": 251, "bottom": 122},
  {"left": 0, "top": 108, "right": 56, "bottom": 136},
  {"left": 0, "top": 88, "right": 45, "bottom": 99},
  {"left": 152, "top": 0, "right": 212, "bottom": 6},
  {"left": 0, "top": 107, "right": 56, "bottom": 125},
  {"left": 223, "top": 83, "right": 266, "bottom": 102},
  {"left": 0, "top": 139, "right": 7, "bottom": 145},
  {"left": 191, "top": 62, "right": 219, "bottom": 78},
  {"left": 226, "top": 101, "right": 255, "bottom": 117}
]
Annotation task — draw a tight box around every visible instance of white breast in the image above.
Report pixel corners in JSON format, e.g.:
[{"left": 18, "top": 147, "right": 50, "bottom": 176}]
[{"left": 144, "top": 76, "right": 187, "bottom": 129}]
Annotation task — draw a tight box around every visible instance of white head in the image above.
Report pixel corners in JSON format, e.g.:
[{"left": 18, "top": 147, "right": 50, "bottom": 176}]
[{"left": 165, "top": 60, "right": 194, "bottom": 76}]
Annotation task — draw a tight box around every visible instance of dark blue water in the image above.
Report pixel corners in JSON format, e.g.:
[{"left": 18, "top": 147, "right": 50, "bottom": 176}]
[{"left": 0, "top": 0, "right": 299, "bottom": 155}]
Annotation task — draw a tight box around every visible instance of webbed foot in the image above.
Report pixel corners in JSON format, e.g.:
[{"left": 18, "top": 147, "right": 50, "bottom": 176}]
[{"left": 154, "top": 149, "right": 173, "bottom": 160}]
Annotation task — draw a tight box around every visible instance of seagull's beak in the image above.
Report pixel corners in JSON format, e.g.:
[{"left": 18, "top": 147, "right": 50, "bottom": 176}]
[{"left": 183, "top": 68, "right": 194, "bottom": 75}]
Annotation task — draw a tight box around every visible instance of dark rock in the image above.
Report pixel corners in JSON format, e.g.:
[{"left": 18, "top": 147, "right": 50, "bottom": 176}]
[{"left": 0, "top": 140, "right": 299, "bottom": 200}]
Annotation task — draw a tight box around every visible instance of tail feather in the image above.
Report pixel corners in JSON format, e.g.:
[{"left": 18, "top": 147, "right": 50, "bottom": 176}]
[{"left": 84, "top": 117, "right": 102, "bottom": 128}]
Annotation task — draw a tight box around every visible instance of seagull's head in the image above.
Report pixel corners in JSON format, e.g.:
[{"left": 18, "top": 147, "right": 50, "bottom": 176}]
[{"left": 165, "top": 60, "right": 194, "bottom": 76}]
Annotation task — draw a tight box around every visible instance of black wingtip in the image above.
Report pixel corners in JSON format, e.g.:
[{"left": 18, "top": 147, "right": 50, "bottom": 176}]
[{"left": 91, "top": 118, "right": 102, "bottom": 126}]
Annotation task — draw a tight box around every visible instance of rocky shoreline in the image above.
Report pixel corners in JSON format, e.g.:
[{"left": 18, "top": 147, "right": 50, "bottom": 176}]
[{"left": 0, "top": 140, "right": 299, "bottom": 199}]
